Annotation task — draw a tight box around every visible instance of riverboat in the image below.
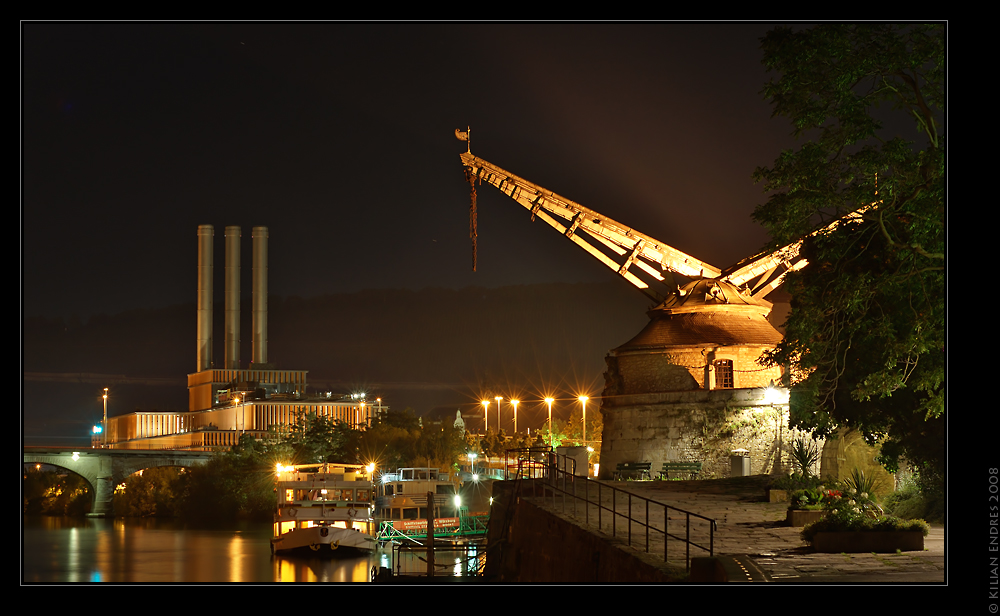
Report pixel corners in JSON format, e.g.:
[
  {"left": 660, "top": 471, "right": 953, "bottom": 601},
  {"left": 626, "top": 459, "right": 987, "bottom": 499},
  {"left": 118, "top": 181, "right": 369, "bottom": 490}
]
[
  {"left": 271, "top": 463, "right": 378, "bottom": 557},
  {"left": 375, "top": 467, "right": 487, "bottom": 544}
]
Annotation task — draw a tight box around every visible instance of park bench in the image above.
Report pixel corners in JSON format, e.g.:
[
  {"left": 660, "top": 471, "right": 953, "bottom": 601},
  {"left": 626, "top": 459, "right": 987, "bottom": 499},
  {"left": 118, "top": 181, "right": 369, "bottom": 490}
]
[
  {"left": 659, "top": 461, "right": 703, "bottom": 480},
  {"left": 614, "top": 462, "right": 652, "bottom": 480}
]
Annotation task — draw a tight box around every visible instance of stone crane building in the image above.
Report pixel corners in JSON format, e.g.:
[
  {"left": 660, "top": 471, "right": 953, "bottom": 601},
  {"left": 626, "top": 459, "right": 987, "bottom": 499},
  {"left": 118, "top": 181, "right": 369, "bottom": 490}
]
[
  {"left": 458, "top": 148, "right": 891, "bottom": 486},
  {"left": 598, "top": 278, "right": 792, "bottom": 479}
]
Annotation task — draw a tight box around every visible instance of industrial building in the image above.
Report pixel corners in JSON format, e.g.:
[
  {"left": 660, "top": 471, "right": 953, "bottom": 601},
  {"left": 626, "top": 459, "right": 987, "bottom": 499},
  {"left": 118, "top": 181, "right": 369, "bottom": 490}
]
[{"left": 97, "top": 225, "right": 379, "bottom": 450}]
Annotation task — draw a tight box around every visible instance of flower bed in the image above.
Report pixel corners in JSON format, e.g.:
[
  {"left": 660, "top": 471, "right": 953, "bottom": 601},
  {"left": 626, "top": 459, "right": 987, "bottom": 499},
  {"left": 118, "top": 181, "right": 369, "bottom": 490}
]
[
  {"left": 795, "top": 471, "right": 930, "bottom": 553},
  {"left": 802, "top": 515, "right": 930, "bottom": 552}
]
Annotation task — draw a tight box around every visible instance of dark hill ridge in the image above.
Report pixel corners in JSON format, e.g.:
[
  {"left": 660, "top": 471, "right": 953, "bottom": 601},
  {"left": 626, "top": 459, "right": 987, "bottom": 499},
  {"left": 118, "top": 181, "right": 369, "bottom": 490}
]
[{"left": 24, "top": 282, "right": 650, "bottom": 419}]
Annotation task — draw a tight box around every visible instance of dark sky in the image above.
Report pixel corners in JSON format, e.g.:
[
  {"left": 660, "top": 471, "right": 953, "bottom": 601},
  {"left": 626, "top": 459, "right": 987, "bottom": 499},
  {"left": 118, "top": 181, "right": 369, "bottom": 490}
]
[{"left": 22, "top": 22, "right": 799, "bottom": 321}]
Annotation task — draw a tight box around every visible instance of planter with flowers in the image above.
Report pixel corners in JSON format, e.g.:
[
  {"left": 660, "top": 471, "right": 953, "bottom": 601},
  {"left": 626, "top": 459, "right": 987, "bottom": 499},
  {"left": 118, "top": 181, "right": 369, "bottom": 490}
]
[
  {"left": 786, "top": 486, "right": 832, "bottom": 527},
  {"left": 800, "top": 470, "right": 929, "bottom": 553}
]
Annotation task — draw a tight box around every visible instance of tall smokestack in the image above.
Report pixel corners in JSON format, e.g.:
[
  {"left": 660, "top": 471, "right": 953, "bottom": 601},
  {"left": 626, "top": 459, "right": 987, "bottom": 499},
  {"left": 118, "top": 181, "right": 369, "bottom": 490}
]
[
  {"left": 197, "top": 225, "right": 214, "bottom": 372},
  {"left": 252, "top": 226, "right": 268, "bottom": 366},
  {"left": 225, "top": 226, "right": 241, "bottom": 370}
]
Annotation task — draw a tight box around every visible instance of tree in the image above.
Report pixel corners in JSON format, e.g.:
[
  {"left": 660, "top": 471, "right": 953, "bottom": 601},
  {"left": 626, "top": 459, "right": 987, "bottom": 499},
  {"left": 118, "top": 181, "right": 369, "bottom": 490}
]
[{"left": 752, "top": 24, "right": 944, "bottom": 490}]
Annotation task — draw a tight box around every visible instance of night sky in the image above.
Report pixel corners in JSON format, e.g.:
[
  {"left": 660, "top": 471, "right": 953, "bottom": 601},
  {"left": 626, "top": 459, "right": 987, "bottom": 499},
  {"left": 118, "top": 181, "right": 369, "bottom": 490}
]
[
  {"left": 23, "top": 22, "right": 798, "bottom": 321},
  {"left": 23, "top": 23, "right": 806, "bottom": 443}
]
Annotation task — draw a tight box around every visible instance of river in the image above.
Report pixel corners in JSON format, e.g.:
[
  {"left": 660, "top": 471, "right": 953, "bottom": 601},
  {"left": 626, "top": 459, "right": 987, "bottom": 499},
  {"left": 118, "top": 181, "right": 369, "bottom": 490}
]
[{"left": 22, "top": 516, "right": 481, "bottom": 583}]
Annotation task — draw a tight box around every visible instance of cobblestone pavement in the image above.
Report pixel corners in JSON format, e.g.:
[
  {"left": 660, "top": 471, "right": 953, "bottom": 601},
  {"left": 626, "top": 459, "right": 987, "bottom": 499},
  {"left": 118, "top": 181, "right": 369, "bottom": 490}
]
[{"left": 524, "top": 476, "right": 945, "bottom": 583}]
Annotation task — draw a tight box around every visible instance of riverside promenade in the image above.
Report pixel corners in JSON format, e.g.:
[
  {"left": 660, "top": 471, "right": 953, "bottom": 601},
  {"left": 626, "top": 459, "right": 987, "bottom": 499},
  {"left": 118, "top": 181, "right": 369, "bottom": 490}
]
[{"left": 522, "top": 475, "right": 944, "bottom": 583}]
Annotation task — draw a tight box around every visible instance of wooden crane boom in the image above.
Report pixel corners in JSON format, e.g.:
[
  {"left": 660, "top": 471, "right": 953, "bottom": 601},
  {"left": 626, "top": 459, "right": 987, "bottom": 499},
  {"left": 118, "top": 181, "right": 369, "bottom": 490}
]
[
  {"left": 460, "top": 146, "right": 870, "bottom": 306},
  {"left": 461, "top": 152, "right": 721, "bottom": 304}
]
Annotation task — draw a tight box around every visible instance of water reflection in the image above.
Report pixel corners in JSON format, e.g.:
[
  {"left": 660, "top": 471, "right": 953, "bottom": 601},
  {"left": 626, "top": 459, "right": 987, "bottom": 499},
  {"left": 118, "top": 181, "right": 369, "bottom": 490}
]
[
  {"left": 23, "top": 517, "right": 485, "bottom": 583},
  {"left": 272, "top": 554, "right": 373, "bottom": 583},
  {"left": 23, "top": 517, "right": 376, "bottom": 583}
]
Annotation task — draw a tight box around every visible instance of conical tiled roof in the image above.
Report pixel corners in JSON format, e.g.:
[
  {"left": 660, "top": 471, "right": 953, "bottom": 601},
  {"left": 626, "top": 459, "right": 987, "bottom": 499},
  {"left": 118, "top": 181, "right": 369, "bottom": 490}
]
[{"left": 614, "top": 279, "right": 783, "bottom": 352}]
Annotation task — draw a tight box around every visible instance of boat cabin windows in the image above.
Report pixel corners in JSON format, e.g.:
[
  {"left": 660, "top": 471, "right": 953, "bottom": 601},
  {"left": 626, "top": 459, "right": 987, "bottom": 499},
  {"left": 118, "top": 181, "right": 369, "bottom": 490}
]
[
  {"left": 285, "top": 487, "right": 371, "bottom": 503},
  {"left": 400, "top": 468, "right": 440, "bottom": 481}
]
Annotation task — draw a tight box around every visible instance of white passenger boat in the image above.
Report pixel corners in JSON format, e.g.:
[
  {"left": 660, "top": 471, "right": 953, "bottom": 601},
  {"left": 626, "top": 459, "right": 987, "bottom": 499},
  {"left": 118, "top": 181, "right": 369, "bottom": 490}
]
[
  {"left": 375, "top": 467, "right": 482, "bottom": 543},
  {"left": 271, "top": 463, "right": 377, "bottom": 557}
]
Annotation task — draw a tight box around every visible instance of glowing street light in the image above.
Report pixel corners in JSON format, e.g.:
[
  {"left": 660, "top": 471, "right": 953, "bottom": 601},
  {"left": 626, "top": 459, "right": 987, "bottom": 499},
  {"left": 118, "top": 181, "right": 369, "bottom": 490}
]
[
  {"left": 495, "top": 396, "right": 503, "bottom": 434},
  {"left": 579, "top": 396, "right": 589, "bottom": 445},
  {"left": 481, "top": 400, "right": 490, "bottom": 432},
  {"left": 234, "top": 394, "right": 245, "bottom": 436},
  {"left": 511, "top": 399, "right": 519, "bottom": 435},
  {"left": 544, "top": 397, "right": 554, "bottom": 448},
  {"left": 102, "top": 388, "right": 108, "bottom": 448},
  {"left": 469, "top": 452, "right": 479, "bottom": 481}
]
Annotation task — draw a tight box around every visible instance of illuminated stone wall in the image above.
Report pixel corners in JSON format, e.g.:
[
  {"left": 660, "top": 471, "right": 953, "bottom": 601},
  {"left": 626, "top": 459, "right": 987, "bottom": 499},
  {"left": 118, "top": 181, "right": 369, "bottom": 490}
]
[
  {"left": 598, "top": 388, "right": 801, "bottom": 480},
  {"left": 608, "top": 345, "right": 783, "bottom": 394}
]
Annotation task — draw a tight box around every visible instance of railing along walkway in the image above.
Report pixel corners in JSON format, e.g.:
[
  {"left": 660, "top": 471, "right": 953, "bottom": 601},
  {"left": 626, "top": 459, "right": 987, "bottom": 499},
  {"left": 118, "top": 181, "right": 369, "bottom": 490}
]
[{"left": 506, "top": 451, "right": 716, "bottom": 571}]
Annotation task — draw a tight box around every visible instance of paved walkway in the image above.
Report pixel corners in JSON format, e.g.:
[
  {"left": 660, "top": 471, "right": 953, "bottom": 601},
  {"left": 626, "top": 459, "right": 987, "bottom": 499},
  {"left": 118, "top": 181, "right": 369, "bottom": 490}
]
[{"left": 523, "top": 476, "right": 944, "bottom": 583}]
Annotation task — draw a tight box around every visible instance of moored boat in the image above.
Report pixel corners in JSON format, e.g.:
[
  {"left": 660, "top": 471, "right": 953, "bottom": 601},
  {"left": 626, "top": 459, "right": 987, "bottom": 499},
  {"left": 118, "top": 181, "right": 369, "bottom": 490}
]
[
  {"left": 271, "top": 462, "right": 377, "bottom": 557},
  {"left": 375, "top": 467, "right": 488, "bottom": 544}
]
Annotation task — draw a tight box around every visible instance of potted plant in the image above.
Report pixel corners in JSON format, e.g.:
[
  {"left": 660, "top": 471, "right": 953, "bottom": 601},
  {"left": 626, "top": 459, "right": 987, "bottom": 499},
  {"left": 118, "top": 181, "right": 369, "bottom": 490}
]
[
  {"left": 768, "top": 471, "right": 823, "bottom": 503},
  {"left": 769, "top": 438, "right": 822, "bottom": 503},
  {"left": 786, "top": 486, "right": 831, "bottom": 526},
  {"left": 800, "top": 469, "right": 929, "bottom": 552}
]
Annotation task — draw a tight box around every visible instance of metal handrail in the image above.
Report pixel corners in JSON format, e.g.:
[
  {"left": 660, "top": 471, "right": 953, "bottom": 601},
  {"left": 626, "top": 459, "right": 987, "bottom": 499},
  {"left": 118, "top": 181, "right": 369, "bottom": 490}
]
[{"left": 514, "top": 453, "right": 716, "bottom": 571}]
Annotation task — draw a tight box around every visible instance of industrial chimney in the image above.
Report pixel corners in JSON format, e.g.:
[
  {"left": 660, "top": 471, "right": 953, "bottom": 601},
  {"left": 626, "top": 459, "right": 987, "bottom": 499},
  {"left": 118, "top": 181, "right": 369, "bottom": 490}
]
[
  {"left": 224, "top": 226, "right": 241, "bottom": 370},
  {"left": 196, "top": 225, "right": 214, "bottom": 373},
  {"left": 252, "top": 226, "right": 268, "bottom": 366}
]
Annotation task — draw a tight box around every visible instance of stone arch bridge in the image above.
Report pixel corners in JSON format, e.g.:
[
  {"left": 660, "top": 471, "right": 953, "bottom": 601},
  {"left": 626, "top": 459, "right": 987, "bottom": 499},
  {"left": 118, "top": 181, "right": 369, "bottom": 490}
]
[{"left": 23, "top": 447, "right": 216, "bottom": 516}]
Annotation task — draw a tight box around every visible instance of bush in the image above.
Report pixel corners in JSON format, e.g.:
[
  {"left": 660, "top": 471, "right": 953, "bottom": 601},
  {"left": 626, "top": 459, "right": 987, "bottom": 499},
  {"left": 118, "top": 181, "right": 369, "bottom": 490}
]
[
  {"left": 802, "top": 514, "right": 930, "bottom": 543},
  {"left": 770, "top": 472, "right": 825, "bottom": 492},
  {"left": 882, "top": 484, "right": 944, "bottom": 524},
  {"left": 790, "top": 438, "right": 820, "bottom": 476},
  {"left": 788, "top": 487, "right": 826, "bottom": 510},
  {"left": 798, "top": 478, "right": 930, "bottom": 544}
]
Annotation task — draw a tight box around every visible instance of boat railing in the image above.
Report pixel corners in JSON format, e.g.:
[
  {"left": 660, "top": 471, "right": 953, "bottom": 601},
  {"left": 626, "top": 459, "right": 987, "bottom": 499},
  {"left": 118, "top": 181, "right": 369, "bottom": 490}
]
[
  {"left": 375, "top": 511, "right": 489, "bottom": 542},
  {"left": 510, "top": 452, "right": 717, "bottom": 572},
  {"left": 375, "top": 493, "right": 453, "bottom": 507}
]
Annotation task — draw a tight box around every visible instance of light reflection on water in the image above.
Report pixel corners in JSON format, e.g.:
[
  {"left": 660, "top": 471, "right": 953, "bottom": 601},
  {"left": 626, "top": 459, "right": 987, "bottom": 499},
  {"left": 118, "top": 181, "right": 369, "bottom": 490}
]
[
  {"left": 23, "top": 517, "right": 485, "bottom": 583},
  {"left": 23, "top": 517, "right": 375, "bottom": 583}
]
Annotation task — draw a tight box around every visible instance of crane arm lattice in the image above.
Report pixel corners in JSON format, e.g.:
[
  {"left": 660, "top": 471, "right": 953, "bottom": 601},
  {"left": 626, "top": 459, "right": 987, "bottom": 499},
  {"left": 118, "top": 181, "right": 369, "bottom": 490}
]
[
  {"left": 720, "top": 205, "right": 872, "bottom": 299},
  {"left": 460, "top": 152, "right": 722, "bottom": 303}
]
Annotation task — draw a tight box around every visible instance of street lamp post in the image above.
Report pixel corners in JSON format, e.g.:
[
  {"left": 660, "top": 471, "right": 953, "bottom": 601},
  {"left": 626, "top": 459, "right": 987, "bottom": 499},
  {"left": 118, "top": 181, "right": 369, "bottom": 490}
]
[
  {"left": 545, "top": 397, "right": 554, "bottom": 448},
  {"left": 495, "top": 396, "right": 503, "bottom": 436},
  {"left": 235, "top": 394, "right": 244, "bottom": 437},
  {"left": 102, "top": 388, "right": 108, "bottom": 447},
  {"left": 481, "top": 400, "right": 490, "bottom": 433},
  {"left": 511, "top": 399, "right": 519, "bottom": 436},
  {"left": 579, "top": 396, "right": 589, "bottom": 445}
]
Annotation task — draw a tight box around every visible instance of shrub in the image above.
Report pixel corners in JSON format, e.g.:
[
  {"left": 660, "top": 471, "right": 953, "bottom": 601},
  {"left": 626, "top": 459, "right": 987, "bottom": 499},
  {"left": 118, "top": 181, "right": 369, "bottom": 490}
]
[
  {"left": 788, "top": 488, "right": 825, "bottom": 510},
  {"left": 790, "top": 438, "right": 820, "bottom": 476},
  {"left": 842, "top": 467, "right": 883, "bottom": 500},
  {"left": 771, "top": 472, "right": 825, "bottom": 492},
  {"left": 801, "top": 515, "right": 930, "bottom": 543}
]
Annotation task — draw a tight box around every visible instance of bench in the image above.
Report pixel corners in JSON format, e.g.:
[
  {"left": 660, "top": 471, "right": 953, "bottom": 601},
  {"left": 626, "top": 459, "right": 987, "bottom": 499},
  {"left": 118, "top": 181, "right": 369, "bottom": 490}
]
[
  {"left": 659, "top": 461, "right": 703, "bottom": 480},
  {"left": 614, "top": 462, "right": 652, "bottom": 480}
]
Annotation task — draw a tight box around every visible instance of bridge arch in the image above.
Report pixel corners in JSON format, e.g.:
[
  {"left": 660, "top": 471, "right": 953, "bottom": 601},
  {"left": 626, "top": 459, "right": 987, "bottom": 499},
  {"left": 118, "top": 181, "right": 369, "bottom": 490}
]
[{"left": 23, "top": 448, "right": 216, "bottom": 517}]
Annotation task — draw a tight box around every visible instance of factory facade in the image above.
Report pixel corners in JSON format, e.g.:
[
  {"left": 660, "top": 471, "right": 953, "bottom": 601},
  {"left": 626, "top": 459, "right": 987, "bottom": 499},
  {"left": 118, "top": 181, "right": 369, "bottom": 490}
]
[{"left": 97, "top": 225, "right": 378, "bottom": 450}]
